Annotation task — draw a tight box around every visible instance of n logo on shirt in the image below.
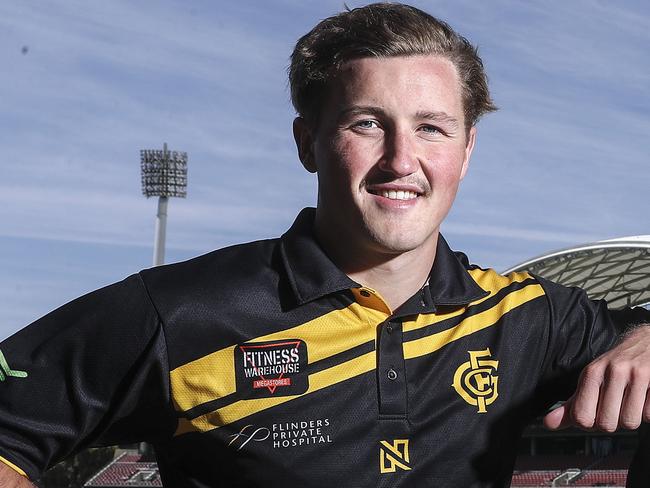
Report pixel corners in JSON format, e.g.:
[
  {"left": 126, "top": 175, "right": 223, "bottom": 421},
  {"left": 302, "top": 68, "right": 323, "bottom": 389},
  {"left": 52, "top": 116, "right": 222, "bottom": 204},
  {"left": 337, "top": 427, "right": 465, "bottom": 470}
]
[{"left": 379, "top": 439, "right": 411, "bottom": 473}]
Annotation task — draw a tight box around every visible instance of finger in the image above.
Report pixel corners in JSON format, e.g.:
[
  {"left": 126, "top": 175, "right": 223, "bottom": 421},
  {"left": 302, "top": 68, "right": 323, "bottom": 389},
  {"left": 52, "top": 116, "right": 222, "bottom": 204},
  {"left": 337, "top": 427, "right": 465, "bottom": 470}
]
[
  {"left": 544, "top": 402, "right": 571, "bottom": 430},
  {"left": 643, "top": 388, "right": 650, "bottom": 423},
  {"left": 593, "top": 365, "right": 627, "bottom": 432},
  {"left": 619, "top": 382, "right": 648, "bottom": 430},
  {"left": 570, "top": 366, "right": 603, "bottom": 429}
]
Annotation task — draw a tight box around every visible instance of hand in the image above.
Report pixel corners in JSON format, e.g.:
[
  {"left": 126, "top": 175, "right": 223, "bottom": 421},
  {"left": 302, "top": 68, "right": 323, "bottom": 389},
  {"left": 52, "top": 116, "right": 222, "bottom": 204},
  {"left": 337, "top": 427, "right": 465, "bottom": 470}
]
[
  {"left": 544, "top": 325, "right": 650, "bottom": 432},
  {"left": 0, "top": 462, "right": 35, "bottom": 488}
]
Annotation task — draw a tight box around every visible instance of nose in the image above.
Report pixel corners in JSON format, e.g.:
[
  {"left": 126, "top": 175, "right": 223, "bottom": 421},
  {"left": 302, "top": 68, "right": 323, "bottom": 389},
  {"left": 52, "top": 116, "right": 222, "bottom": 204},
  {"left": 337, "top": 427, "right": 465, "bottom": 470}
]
[{"left": 378, "top": 129, "right": 419, "bottom": 177}]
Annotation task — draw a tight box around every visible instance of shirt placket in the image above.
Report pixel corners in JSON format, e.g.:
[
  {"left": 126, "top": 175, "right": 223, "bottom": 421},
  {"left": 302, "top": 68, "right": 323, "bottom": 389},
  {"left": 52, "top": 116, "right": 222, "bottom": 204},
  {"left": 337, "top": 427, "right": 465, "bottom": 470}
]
[
  {"left": 350, "top": 287, "right": 407, "bottom": 418},
  {"left": 377, "top": 317, "right": 407, "bottom": 418}
]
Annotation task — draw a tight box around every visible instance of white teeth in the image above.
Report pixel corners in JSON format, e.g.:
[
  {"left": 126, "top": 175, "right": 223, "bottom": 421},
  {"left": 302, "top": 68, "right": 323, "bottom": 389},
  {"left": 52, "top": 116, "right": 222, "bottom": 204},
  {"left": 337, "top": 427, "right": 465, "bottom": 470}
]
[{"left": 379, "top": 190, "right": 418, "bottom": 200}]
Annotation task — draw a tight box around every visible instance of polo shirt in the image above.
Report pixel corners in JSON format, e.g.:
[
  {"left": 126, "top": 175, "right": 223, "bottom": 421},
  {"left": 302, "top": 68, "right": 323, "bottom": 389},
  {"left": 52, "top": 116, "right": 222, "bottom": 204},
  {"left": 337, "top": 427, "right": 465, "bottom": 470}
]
[{"left": 0, "top": 208, "right": 641, "bottom": 487}]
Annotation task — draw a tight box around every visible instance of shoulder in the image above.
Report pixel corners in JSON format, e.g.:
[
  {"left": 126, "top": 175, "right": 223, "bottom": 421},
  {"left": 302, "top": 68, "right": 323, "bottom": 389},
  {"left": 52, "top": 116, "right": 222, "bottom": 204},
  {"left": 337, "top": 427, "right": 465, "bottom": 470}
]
[
  {"left": 141, "top": 238, "right": 279, "bottom": 282},
  {"left": 138, "top": 238, "right": 283, "bottom": 315},
  {"left": 456, "top": 252, "right": 543, "bottom": 300}
]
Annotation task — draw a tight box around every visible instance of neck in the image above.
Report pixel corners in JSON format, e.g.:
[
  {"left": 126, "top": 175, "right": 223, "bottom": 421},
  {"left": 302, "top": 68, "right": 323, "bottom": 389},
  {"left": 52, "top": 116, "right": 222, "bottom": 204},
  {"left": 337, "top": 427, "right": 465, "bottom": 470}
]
[
  {"left": 315, "top": 223, "right": 438, "bottom": 312},
  {"left": 348, "top": 251, "right": 435, "bottom": 311}
]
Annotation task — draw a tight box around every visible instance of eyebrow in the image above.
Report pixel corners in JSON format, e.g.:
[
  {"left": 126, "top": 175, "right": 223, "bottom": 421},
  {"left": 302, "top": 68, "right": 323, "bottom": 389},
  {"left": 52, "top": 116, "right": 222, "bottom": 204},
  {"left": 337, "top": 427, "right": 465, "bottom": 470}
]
[
  {"left": 338, "top": 106, "right": 460, "bottom": 129},
  {"left": 415, "top": 110, "right": 460, "bottom": 130},
  {"left": 337, "top": 105, "right": 386, "bottom": 120}
]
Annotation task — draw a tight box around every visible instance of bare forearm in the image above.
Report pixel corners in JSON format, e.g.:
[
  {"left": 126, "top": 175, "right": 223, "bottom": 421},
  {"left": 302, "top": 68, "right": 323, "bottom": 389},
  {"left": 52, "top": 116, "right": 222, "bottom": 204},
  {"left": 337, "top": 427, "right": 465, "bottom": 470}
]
[{"left": 0, "top": 463, "right": 35, "bottom": 488}]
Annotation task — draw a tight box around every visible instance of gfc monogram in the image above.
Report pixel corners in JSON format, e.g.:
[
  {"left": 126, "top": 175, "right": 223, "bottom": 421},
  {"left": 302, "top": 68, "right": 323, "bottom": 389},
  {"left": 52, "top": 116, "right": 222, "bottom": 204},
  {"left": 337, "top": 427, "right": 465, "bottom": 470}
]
[{"left": 452, "top": 348, "right": 499, "bottom": 413}]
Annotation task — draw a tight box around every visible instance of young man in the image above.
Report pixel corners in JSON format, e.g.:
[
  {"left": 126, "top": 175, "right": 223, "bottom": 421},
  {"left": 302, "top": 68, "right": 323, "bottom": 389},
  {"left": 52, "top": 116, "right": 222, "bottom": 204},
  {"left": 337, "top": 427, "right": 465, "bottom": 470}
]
[{"left": 1, "top": 4, "right": 649, "bottom": 487}]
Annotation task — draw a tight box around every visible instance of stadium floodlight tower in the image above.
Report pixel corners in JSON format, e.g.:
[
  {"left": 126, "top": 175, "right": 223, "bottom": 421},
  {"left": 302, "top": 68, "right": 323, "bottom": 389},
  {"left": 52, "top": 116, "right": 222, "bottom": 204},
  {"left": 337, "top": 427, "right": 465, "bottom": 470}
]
[{"left": 140, "top": 143, "right": 187, "bottom": 266}]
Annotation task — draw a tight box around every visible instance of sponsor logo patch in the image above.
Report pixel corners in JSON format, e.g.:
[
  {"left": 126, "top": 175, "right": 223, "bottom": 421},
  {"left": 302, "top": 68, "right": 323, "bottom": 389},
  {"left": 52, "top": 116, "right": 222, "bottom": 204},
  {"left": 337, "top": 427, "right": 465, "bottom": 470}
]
[
  {"left": 228, "top": 425, "right": 271, "bottom": 451},
  {"left": 227, "top": 418, "right": 333, "bottom": 452},
  {"left": 0, "top": 350, "right": 28, "bottom": 382},
  {"left": 380, "top": 439, "right": 411, "bottom": 473},
  {"left": 235, "top": 339, "right": 308, "bottom": 398},
  {"left": 452, "top": 348, "right": 499, "bottom": 413}
]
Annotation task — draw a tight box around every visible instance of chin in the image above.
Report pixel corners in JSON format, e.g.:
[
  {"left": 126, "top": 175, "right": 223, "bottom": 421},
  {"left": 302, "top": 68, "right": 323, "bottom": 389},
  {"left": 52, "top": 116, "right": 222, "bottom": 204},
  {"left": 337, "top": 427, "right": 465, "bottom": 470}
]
[{"left": 366, "top": 230, "right": 430, "bottom": 255}]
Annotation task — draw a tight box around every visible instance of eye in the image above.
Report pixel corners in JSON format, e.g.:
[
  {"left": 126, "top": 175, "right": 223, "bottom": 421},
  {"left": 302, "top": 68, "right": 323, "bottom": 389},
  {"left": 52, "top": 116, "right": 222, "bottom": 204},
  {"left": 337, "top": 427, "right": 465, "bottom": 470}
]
[
  {"left": 419, "top": 125, "right": 441, "bottom": 135},
  {"left": 352, "top": 119, "right": 380, "bottom": 130}
]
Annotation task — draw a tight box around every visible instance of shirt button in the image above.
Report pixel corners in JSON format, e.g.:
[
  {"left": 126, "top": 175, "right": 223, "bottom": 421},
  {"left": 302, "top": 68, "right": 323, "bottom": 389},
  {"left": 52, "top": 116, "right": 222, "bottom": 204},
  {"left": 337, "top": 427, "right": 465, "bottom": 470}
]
[
  {"left": 360, "top": 289, "right": 371, "bottom": 297},
  {"left": 386, "top": 323, "right": 393, "bottom": 333},
  {"left": 387, "top": 369, "right": 398, "bottom": 381}
]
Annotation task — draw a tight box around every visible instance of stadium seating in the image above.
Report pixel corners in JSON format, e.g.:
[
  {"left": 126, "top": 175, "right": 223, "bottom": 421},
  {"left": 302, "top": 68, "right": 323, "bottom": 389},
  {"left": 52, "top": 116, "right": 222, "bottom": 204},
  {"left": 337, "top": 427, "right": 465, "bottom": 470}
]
[
  {"left": 510, "top": 470, "right": 559, "bottom": 486},
  {"left": 84, "top": 452, "right": 161, "bottom": 487},
  {"left": 570, "top": 469, "right": 627, "bottom": 486}
]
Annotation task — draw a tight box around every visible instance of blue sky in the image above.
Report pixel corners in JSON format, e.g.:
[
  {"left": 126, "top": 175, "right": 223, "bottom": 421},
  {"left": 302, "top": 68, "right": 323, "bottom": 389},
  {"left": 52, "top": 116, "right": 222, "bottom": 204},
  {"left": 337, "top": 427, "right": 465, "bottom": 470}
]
[{"left": 1, "top": 1, "right": 648, "bottom": 339}]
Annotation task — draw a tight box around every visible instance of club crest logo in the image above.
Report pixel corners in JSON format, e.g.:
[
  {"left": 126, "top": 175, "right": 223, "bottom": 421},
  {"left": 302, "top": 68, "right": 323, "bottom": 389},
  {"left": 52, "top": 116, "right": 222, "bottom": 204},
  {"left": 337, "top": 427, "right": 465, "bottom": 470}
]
[
  {"left": 452, "top": 348, "right": 499, "bottom": 413},
  {"left": 235, "top": 339, "right": 308, "bottom": 398},
  {"left": 380, "top": 439, "right": 411, "bottom": 473}
]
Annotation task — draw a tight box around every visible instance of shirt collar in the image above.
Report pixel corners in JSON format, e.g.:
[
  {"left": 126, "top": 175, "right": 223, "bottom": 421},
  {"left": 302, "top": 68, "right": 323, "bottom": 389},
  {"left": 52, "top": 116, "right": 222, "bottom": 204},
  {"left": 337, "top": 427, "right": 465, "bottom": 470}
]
[
  {"left": 279, "top": 208, "right": 488, "bottom": 311},
  {"left": 427, "top": 234, "right": 489, "bottom": 308},
  {"left": 279, "top": 208, "right": 358, "bottom": 306},
  {"left": 392, "top": 234, "right": 488, "bottom": 316}
]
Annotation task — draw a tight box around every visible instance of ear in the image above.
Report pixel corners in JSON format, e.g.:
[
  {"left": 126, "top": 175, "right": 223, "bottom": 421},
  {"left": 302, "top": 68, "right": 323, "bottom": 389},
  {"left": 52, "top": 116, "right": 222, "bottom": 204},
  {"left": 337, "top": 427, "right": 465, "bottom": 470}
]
[
  {"left": 293, "top": 117, "right": 317, "bottom": 173},
  {"left": 460, "top": 126, "right": 476, "bottom": 180}
]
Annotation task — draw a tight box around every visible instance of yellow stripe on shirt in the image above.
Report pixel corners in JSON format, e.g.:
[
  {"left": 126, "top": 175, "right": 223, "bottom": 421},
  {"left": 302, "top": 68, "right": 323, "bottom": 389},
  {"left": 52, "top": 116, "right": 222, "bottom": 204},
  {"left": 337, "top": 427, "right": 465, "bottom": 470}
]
[
  {"left": 175, "top": 350, "right": 376, "bottom": 435},
  {"left": 170, "top": 302, "right": 387, "bottom": 413},
  {"left": 0, "top": 454, "right": 28, "bottom": 478},
  {"left": 404, "top": 283, "right": 545, "bottom": 360}
]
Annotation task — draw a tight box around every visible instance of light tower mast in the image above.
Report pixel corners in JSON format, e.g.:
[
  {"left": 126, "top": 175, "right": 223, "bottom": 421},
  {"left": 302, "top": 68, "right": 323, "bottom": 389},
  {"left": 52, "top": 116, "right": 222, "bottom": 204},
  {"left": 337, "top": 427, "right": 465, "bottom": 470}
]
[{"left": 140, "top": 143, "right": 187, "bottom": 266}]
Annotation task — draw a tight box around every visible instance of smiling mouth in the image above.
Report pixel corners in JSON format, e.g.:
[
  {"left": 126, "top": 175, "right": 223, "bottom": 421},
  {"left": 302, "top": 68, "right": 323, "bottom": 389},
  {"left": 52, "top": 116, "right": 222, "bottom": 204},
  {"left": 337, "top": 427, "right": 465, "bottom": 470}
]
[{"left": 367, "top": 189, "right": 420, "bottom": 200}]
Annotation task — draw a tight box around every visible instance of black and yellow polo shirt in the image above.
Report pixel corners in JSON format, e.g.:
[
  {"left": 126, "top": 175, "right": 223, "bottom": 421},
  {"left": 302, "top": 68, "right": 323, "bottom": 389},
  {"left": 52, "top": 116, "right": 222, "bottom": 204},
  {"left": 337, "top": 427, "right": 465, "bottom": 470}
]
[{"left": 0, "top": 208, "right": 637, "bottom": 487}]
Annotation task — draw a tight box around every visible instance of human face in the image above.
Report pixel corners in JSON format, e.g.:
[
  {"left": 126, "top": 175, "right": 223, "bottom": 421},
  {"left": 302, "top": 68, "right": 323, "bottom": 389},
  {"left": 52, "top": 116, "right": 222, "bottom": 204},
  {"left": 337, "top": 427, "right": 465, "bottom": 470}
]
[{"left": 294, "top": 55, "right": 476, "bottom": 261}]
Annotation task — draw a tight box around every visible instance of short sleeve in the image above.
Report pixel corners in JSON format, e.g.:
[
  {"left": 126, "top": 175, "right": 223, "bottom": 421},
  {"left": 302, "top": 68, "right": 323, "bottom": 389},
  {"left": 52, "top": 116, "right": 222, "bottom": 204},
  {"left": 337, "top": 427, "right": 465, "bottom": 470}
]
[
  {"left": 0, "top": 273, "right": 176, "bottom": 481},
  {"left": 534, "top": 275, "right": 650, "bottom": 409}
]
